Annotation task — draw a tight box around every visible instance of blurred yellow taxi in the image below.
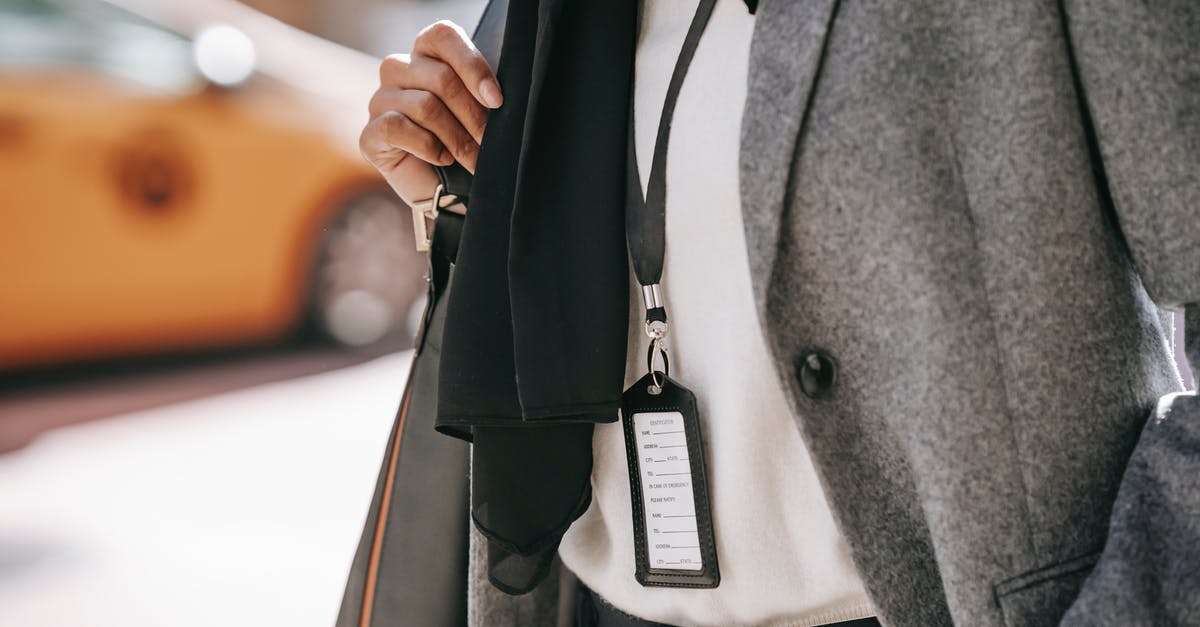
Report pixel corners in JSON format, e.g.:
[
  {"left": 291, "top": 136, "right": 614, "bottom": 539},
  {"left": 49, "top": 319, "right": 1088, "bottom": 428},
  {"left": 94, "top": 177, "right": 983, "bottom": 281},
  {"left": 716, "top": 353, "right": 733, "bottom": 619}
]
[{"left": 0, "top": 0, "right": 425, "bottom": 371}]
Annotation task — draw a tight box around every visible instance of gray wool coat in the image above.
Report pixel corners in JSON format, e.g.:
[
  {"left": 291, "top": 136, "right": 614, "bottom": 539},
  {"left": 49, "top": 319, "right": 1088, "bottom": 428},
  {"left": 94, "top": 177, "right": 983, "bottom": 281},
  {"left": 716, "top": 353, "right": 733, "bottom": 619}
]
[{"left": 337, "top": 0, "right": 1200, "bottom": 626}]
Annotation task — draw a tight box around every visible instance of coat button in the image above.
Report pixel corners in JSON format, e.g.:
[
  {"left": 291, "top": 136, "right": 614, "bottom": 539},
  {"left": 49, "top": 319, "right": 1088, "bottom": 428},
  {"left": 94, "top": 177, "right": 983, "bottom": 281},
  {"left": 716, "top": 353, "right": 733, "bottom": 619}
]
[{"left": 796, "top": 351, "right": 837, "bottom": 398}]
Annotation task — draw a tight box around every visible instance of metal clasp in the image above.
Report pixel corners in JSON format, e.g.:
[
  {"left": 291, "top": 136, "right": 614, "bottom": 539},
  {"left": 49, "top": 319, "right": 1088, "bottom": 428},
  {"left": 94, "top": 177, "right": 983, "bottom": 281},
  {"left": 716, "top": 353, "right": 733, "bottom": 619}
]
[
  {"left": 641, "top": 283, "right": 669, "bottom": 340},
  {"left": 409, "top": 183, "right": 460, "bottom": 252}
]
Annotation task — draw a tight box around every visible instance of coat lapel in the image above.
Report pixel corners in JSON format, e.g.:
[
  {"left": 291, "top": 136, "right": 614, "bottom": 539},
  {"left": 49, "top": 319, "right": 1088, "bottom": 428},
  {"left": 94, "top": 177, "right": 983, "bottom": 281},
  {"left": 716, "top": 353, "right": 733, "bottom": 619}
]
[{"left": 739, "top": 0, "right": 841, "bottom": 313}]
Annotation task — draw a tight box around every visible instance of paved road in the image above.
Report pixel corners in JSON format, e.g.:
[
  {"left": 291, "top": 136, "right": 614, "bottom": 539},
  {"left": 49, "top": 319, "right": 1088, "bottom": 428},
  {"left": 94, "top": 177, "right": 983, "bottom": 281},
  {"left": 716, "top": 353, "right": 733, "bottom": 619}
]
[
  {"left": 0, "top": 350, "right": 412, "bottom": 627},
  {"left": 0, "top": 340, "right": 408, "bottom": 452}
]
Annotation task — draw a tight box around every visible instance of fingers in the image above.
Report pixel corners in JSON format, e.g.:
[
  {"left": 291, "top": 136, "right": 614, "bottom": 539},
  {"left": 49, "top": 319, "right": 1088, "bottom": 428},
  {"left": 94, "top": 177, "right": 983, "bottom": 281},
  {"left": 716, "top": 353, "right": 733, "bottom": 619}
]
[
  {"left": 360, "top": 110, "right": 451, "bottom": 171},
  {"left": 360, "top": 19, "right": 497, "bottom": 204},
  {"left": 384, "top": 55, "right": 487, "bottom": 141},
  {"left": 412, "top": 20, "right": 503, "bottom": 109},
  {"left": 368, "top": 88, "right": 480, "bottom": 171}
]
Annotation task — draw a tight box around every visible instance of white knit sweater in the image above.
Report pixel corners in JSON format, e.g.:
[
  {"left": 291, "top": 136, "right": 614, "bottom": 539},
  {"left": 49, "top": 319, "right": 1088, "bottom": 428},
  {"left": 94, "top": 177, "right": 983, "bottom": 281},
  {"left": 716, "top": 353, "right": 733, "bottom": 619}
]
[{"left": 556, "top": 1, "right": 877, "bottom": 625}]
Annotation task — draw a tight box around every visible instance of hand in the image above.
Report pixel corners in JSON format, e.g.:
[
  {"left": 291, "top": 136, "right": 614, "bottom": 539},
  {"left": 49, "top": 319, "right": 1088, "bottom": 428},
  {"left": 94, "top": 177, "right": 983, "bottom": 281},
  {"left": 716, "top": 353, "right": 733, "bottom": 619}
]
[{"left": 359, "top": 20, "right": 503, "bottom": 211}]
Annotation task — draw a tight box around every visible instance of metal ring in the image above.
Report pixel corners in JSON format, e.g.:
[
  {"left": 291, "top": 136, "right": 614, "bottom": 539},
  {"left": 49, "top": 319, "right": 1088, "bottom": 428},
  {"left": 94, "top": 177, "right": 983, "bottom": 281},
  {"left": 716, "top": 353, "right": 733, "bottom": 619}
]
[{"left": 646, "top": 338, "right": 670, "bottom": 393}]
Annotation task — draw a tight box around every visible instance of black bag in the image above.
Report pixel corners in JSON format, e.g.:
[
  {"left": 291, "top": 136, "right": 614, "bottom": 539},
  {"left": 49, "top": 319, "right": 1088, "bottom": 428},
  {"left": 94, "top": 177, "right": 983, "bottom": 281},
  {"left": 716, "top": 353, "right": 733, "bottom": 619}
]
[{"left": 335, "top": 3, "right": 507, "bottom": 625}]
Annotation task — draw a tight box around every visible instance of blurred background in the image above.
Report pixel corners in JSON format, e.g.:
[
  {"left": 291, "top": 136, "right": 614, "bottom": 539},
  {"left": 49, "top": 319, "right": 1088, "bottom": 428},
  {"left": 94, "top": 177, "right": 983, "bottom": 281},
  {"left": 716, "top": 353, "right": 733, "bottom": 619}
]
[
  {"left": 0, "top": 0, "right": 483, "bottom": 625},
  {"left": 0, "top": 1, "right": 1193, "bottom": 626}
]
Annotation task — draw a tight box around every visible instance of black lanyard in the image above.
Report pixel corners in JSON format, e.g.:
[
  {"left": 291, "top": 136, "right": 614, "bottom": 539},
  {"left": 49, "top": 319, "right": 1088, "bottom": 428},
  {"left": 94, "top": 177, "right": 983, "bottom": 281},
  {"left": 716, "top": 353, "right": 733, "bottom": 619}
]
[
  {"left": 626, "top": 0, "right": 719, "bottom": 341},
  {"left": 620, "top": 2, "right": 724, "bottom": 589}
]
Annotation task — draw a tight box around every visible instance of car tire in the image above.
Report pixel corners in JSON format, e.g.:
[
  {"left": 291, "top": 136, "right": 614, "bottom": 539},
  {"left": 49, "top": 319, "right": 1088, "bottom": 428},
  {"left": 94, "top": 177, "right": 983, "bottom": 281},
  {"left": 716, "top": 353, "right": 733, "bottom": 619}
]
[{"left": 308, "top": 191, "right": 424, "bottom": 348}]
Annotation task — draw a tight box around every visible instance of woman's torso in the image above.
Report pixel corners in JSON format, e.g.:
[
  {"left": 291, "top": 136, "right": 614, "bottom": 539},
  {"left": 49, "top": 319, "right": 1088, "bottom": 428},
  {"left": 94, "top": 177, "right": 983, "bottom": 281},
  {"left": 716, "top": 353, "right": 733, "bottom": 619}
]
[{"left": 557, "top": 1, "right": 876, "bottom": 624}]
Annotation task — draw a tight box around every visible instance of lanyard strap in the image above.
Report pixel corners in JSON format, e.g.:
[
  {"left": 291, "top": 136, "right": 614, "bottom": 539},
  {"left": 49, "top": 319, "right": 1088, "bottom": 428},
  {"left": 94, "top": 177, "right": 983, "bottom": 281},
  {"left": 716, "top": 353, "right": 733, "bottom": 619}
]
[{"left": 626, "top": 0, "right": 719, "bottom": 339}]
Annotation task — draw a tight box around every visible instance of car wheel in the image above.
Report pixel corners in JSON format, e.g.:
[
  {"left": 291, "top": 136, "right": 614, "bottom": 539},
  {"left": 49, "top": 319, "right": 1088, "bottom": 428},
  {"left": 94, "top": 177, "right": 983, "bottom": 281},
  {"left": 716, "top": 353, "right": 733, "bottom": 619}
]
[{"left": 309, "top": 191, "right": 424, "bottom": 347}]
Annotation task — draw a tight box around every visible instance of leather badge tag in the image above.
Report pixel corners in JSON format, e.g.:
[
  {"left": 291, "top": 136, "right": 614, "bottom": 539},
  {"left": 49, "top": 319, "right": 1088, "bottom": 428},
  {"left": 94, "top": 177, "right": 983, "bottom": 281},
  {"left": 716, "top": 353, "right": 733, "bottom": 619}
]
[{"left": 621, "top": 372, "right": 720, "bottom": 588}]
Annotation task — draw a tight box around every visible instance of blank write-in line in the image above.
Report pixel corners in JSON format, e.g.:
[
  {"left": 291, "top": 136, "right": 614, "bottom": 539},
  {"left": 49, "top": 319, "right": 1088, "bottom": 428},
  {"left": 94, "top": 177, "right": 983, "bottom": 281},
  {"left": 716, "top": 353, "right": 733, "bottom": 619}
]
[
  {"left": 653, "top": 430, "right": 685, "bottom": 435},
  {"left": 661, "top": 530, "right": 696, "bottom": 534},
  {"left": 657, "top": 472, "right": 689, "bottom": 476},
  {"left": 661, "top": 445, "right": 686, "bottom": 449},
  {"left": 663, "top": 514, "right": 694, "bottom": 518}
]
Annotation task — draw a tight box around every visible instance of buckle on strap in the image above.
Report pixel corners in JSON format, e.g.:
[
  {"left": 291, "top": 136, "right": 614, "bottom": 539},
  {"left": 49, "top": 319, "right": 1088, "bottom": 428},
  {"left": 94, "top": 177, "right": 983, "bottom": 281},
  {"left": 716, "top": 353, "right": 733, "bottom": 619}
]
[{"left": 410, "top": 183, "right": 461, "bottom": 251}]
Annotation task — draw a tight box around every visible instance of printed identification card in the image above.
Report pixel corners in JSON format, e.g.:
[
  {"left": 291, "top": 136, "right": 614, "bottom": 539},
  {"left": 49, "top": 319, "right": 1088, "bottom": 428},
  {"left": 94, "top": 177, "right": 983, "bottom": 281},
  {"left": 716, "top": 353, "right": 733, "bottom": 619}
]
[{"left": 621, "top": 372, "right": 720, "bottom": 588}]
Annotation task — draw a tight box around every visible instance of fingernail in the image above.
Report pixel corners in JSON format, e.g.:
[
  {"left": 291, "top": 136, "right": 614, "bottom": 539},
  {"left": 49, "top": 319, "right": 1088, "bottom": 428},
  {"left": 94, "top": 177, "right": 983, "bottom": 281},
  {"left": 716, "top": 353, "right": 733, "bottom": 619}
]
[
  {"left": 439, "top": 149, "right": 454, "bottom": 164},
  {"left": 480, "top": 79, "right": 503, "bottom": 108}
]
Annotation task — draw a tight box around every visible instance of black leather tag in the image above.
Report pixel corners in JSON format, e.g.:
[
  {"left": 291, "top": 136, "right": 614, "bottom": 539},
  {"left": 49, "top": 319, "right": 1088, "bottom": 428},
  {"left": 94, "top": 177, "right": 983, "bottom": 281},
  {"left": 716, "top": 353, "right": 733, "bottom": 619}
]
[{"left": 621, "top": 372, "right": 720, "bottom": 588}]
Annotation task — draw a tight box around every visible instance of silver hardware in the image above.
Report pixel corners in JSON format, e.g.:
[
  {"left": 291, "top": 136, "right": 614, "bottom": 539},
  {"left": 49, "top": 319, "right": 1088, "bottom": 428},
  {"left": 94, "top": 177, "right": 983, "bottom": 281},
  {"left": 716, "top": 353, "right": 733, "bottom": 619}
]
[
  {"left": 641, "top": 284, "right": 669, "bottom": 338},
  {"left": 645, "top": 337, "right": 670, "bottom": 394},
  {"left": 410, "top": 184, "right": 461, "bottom": 252},
  {"left": 644, "top": 319, "right": 669, "bottom": 339},
  {"left": 641, "top": 283, "right": 664, "bottom": 310}
]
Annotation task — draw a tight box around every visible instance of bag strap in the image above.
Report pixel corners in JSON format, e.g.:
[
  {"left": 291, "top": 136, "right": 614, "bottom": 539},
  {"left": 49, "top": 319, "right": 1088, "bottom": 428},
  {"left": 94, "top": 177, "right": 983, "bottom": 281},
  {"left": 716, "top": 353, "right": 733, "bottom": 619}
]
[{"left": 414, "top": 0, "right": 508, "bottom": 351}]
